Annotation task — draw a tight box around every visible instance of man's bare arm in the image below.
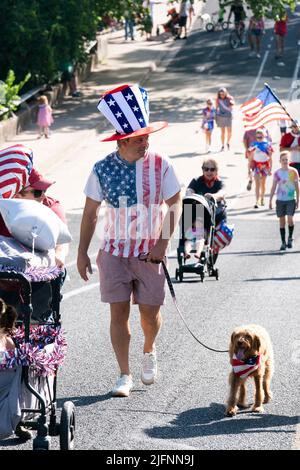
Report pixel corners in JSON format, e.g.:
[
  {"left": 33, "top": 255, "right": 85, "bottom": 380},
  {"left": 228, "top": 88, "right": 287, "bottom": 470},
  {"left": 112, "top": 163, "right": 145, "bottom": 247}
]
[{"left": 77, "top": 197, "right": 101, "bottom": 281}]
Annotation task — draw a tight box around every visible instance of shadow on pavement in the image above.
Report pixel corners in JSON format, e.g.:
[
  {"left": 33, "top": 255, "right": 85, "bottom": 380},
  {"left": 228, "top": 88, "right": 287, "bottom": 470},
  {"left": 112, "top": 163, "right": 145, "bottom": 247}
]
[
  {"left": 57, "top": 392, "right": 112, "bottom": 408},
  {"left": 145, "top": 402, "right": 298, "bottom": 440},
  {"left": 223, "top": 250, "right": 300, "bottom": 257}
]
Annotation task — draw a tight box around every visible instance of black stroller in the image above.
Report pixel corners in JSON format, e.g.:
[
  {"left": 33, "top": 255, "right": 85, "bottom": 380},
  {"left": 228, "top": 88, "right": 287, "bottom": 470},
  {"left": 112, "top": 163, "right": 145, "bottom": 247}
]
[
  {"left": 175, "top": 194, "right": 222, "bottom": 282},
  {"left": 0, "top": 269, "right": 75, "bottom": 450}
]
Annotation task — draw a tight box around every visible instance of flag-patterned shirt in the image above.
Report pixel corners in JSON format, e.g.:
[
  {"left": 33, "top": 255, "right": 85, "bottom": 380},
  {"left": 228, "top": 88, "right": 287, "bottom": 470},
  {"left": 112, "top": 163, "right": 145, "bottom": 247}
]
[{"left": 84, "top": 151, "right": 181, "bottom": 257}]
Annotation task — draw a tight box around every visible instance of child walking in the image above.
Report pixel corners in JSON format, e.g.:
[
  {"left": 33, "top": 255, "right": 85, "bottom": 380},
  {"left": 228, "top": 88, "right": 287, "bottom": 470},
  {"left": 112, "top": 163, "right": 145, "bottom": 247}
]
[
  {"left": 37, "top": 95, "right": 53, "bottom": 139},
  {"left": 248, "top": 128, "right": 273, "bottom": 208},
  {"left": 269, "top": 151, "right": 299, "bottom": 250},
  {"left": 201, "top": 98, "right": 216, "bottom": 153}
]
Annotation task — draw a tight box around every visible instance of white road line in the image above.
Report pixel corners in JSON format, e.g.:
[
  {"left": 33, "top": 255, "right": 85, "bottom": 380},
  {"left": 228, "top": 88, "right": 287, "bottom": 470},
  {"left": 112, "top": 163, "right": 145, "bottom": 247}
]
[
  {"left": 246, "top": 50, "right": 269, "bottom": 100},
  {"left": 63, "top": 282, "right": 99, "bottom": 301},
  {"left": 287, "top": 50, "right": 300, "bottom": 101}
]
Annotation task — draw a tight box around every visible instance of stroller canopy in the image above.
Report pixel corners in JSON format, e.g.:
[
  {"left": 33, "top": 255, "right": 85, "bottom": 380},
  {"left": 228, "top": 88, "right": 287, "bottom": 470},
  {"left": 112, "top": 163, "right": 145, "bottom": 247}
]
[{"left": 182, "top": 193, "right": 215, "bottom": 219}]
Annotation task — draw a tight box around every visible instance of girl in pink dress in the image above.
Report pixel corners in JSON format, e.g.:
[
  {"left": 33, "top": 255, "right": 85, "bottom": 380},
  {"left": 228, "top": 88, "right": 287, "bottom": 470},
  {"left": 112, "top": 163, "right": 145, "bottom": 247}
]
[{"left": 37, "top": 95, "right": 53, "bottom": 138}]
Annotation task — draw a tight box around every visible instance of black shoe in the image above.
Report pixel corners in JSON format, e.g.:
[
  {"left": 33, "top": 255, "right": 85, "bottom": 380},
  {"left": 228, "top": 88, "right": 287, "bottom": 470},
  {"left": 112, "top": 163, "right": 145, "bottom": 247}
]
[
  {"left": 15, "top": 423, "right": 32, "bottom": 440},
  {"left": 287, "top": 238, "right": 293, "bottom": 248},
  {"left": 280, "top": 242, "right": 286, "bottom": 251}
]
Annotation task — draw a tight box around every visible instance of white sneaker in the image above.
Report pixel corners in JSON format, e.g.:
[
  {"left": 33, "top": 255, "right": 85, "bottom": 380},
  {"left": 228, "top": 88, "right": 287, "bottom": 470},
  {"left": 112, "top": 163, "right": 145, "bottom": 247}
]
[
  {"left": 256, "top": 53, "right": 261, "bottom": 58},
  {"left": 111, "top": 374, "right": 133, "bottom": 397},
  {"left": 141, "top": 348, "right": 157, "bottom": 385}
]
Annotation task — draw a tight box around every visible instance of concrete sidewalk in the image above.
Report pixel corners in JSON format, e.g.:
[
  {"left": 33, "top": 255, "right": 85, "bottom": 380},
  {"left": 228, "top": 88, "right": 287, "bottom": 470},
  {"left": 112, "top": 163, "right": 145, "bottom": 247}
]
[{"left": 1, "top": 2, "right": 203, "bottom": 211}]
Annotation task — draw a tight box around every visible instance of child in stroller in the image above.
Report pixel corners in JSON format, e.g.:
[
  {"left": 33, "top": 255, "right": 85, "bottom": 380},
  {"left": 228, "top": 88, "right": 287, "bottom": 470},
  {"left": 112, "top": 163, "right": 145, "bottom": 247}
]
[{"left": 176, "top": 193, "right": 220, "bottom": 282}]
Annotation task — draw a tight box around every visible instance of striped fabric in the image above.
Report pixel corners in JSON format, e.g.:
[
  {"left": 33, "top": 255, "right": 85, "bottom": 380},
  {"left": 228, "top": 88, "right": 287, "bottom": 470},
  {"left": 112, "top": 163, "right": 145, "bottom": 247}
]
[
  {"left": 0, "top": 144, "right": 33, "bottom": 198},
  {"left": 240, "top": 86, "right": 289, "bottom": 131},
  {"left": 91, "top": 151, "right": 180, "bottom": 257},
  {"left": 213, "top": 221, "right": 234, "bottom": 252},
  {"left": 97, "top": 84, "right": 149, "bottom": 135},
  {"left": 232, "top": 354, "right": 261, "bottom": 379}
]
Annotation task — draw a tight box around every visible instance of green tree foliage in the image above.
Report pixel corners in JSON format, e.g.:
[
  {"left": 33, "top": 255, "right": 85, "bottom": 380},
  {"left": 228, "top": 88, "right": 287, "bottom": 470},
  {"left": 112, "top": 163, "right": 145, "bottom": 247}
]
[
  {"left": 0, "top": 70, "right": 31, "bottom": 119},
  {"left": 0, "top": 0, "right": 99, "bottom": 86},
  {"left": 218, "top": 0, "right": 296, "bottom": 18},
  {"left": 0, "top": 0, "right": 147, "bottom": 87}
]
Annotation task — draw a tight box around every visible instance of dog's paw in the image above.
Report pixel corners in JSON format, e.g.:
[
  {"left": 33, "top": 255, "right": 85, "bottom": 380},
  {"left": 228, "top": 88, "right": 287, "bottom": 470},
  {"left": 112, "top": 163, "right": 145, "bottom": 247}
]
[
  {"left": 263, "top": 392, "right": 273, "bottom": 404},
  {"left": 251, "top": 405, "right": 264, "bottom": 413},
  {"left": 225, "top": 406, "right": 238, "bottom": 417}
]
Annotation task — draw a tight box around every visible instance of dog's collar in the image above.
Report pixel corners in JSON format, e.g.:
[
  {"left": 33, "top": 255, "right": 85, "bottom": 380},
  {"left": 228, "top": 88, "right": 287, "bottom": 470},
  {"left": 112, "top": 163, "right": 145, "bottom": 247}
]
[{"left": 232, "top": 354, "right": 261, "bottom": 379}]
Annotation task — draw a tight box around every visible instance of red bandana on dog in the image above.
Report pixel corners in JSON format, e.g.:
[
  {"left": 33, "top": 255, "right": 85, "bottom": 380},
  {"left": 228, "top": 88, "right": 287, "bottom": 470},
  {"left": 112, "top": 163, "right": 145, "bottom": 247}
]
[{"left": 232, "top": 354, "right": 261, "bottom": 379}]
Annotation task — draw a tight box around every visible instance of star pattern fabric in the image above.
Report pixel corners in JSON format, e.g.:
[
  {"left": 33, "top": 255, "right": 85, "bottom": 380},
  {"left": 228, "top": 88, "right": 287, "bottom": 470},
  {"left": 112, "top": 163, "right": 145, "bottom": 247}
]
[{"left": 94, "top": 152, "right": 137, "bottom": 208}]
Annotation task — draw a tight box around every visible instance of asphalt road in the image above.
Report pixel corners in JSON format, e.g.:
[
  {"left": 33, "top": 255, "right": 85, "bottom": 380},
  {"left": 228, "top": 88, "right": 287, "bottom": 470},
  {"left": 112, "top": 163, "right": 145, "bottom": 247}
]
[{"left": 1, "top": 0, "right": 300, "bottom": 453}]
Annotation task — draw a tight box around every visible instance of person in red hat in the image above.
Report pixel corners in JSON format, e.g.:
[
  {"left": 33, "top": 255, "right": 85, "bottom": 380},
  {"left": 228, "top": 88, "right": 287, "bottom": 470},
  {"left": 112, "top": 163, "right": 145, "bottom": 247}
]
[
  {"left": 0, "top": 168, "right": 68, "bottom": 268},
  {"left": 77, "top": 84, "right": 182, "bottom": 398}
]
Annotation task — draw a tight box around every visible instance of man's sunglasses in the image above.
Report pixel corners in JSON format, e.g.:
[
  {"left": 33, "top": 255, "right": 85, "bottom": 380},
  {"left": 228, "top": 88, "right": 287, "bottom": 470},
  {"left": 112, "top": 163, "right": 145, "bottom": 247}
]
[
  {"left": 203, "top": 167, "right": 216, "bottom": 172},
  {"left": 21, "top": 189, "right": 45, "bottom": 198}
]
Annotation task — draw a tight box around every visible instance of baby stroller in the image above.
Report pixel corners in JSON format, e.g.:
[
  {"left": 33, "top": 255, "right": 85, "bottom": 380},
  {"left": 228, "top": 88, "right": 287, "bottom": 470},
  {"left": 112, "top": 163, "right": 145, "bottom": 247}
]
[
  {"left": 175, "top": 194, "right": 223, "bottom": 282},
  {"left": 160, "top": 7, "right": 180, "bottom": 37},
  {"left": 0, "top": 268, "right": 75, "bottom": 450}
]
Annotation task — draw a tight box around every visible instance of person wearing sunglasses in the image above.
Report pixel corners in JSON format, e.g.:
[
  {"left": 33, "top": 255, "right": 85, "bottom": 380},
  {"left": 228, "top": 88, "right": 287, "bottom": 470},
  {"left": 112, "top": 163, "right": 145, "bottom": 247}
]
[
  {"left": 186, "top": 159, "right": 226, "bottom": 265},
  {"left": 187, "top": 159, "right": 226, "bottom": 207},
  {"left": 0, "top": 168, "right": 68, "bottom": 268}
]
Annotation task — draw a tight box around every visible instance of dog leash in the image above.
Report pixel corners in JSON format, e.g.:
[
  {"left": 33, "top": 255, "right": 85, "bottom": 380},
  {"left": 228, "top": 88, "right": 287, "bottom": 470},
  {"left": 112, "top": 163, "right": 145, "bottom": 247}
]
[{"left": 138, "top": 253, "right": 229, "bottom": 353}]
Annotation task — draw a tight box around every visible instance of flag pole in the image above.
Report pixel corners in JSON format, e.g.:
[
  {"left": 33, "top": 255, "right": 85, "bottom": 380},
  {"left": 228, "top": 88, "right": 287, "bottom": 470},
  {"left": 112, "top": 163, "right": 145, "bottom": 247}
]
[{"left": 264, "top": 82, "right": 298, "bottom": 127}]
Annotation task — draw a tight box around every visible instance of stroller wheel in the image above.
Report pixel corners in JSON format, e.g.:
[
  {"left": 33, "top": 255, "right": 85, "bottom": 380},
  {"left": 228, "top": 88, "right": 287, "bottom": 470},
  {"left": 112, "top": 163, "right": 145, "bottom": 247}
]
[
  {"left": 179, "top": 271, "right": 183, "bottom": 282},
  {"left": 215, "top": 268, "right": 219, "bottom": 281},
  {"left": 175, "top": 268, "right": 179, "bottom": 280},
  {"left": 60, "top": 401, "right": 76, "bottom": 450},
  {"left": 200, "top": 273, "right": 204, "bottom": 282},
  {"left": 205, "top": 22, "right": 215, "bottom": 32},
  {"left": 33, "top": 436, "right": 51, "bottom": 451}
]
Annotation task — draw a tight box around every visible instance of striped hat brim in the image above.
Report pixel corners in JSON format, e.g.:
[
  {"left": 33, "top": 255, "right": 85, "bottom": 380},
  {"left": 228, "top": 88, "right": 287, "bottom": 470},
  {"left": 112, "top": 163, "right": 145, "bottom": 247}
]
[{"left": 100, "top": 121, "right": 168, "bottom": 142}]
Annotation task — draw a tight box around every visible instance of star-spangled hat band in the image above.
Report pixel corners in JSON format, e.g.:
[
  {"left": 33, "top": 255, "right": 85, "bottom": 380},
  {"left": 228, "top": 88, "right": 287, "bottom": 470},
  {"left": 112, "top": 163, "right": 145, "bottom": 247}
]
[{"left": 97, "top": 84, "right": 168, "bottom": 142}]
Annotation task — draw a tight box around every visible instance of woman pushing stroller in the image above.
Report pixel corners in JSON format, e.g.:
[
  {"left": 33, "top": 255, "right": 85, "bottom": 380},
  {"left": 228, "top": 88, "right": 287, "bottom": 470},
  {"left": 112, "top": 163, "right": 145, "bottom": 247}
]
[
  {"left": 187, "top": 158, "right": 226, "bottom": 207},
  {"left": 185, "top": 158, "right": 227, "bottom": 264},
  {"left": 176, "top": 158, "right": 232, "bottom": 282}
]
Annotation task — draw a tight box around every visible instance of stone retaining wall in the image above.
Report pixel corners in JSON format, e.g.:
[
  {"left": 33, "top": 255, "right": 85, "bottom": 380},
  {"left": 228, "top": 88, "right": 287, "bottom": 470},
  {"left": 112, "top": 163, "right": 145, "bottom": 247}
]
[{"left": 0, "top": 52, "right": 98, "bottom": 145}]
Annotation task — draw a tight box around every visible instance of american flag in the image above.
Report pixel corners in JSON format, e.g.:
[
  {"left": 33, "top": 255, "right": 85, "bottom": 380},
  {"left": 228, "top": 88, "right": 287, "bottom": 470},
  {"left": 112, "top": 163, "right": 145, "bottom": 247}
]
[
  {"left": 240, "top": 85, "right": 290, "bottom": 131},
  {"left": 0, "top": 144, "right": 33, "bottom": 198},
  {"left": 213, "top": 221, "right": 234, "bottom": 252},
  {"left": 232, "top": 354, "right": 261, "bottom": 380}
]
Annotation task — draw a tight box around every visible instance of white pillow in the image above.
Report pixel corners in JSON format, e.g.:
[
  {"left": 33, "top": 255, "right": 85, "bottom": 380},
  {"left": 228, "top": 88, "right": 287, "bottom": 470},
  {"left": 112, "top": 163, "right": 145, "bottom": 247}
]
[{"left": 0, "top": 199, "right": 72, "bottom": 252}]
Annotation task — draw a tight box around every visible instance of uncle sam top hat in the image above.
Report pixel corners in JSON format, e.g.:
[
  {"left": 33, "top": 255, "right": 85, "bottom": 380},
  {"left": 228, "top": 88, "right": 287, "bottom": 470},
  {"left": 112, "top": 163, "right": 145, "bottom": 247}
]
[{"left": 97, "top": 84, "right": 168, "bottom": 142}]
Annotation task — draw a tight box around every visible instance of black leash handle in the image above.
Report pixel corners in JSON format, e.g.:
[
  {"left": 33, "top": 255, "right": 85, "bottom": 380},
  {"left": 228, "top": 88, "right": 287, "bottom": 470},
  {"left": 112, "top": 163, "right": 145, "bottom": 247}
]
[{"left": 138, "top": 253, "right": 229, "bottom": 353}]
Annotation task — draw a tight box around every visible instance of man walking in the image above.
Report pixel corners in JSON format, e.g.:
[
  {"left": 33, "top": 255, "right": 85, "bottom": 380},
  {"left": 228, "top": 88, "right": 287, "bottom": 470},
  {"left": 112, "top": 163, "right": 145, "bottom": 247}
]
[{"left": 77, "top": 84, "right": 182, "bottom": 397}]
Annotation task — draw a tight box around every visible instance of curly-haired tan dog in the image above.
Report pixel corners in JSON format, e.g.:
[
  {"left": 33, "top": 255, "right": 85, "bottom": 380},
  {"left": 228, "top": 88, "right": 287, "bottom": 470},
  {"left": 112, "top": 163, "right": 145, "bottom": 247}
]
[{"left": 225, "top": 324, "right": 274, "bottom": 417}]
